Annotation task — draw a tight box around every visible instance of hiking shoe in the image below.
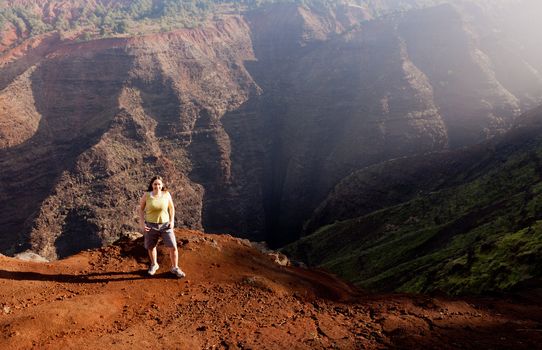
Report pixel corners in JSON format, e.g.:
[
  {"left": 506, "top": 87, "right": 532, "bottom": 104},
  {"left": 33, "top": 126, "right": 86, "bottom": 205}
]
[
  {"left": 148, "top": 264, "right": 159, "bottom": 276},
  {"left": 171, "top": 267, "right": 186, "bottom": 278}
]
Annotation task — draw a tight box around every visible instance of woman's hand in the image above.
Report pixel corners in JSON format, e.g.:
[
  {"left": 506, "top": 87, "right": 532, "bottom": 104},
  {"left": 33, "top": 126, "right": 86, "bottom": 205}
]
[
  {"left": 140, "top": 223, "right": 150, "bottom": 233},
  {"left": 169, "top": 221, "right": 174, "bottom": 230}
]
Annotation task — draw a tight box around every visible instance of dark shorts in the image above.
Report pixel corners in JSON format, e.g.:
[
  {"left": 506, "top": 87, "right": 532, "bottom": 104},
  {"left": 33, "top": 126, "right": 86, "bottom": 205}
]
[{"left": 144, "top": 222, "right": 177, "bottom": 249}]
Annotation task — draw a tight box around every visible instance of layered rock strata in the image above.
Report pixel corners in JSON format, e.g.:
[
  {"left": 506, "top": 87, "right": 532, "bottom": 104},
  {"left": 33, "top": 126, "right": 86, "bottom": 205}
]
[{"left": 1, "top": 2, "right": 542, "bottom": 258}]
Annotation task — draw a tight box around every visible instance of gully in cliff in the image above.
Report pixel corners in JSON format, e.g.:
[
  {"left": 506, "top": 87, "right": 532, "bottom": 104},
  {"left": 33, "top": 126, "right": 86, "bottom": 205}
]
[{"left": 138, "top": 175, "right": 186, "bottom": 278}]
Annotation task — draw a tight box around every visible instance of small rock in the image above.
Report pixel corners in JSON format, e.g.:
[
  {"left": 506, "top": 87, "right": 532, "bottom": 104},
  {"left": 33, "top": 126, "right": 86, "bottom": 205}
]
[
  {"left": 268, "top": 252, "right": 290, "bottom": 266},
  {"left": 14, "top": 251, "right": 49, "bottom": 262},
  {"left": 121, "top": 231, "right": 143, "bottom": 241}
]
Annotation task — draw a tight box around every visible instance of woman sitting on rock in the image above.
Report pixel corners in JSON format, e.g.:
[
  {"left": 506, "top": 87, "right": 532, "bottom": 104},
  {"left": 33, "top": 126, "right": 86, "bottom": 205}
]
[{"left": 138, "top": 175, "right": 186, "bottom": 278}]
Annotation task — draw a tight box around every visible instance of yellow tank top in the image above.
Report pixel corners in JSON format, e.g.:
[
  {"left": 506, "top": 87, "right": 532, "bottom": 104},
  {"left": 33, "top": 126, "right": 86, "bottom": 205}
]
[{"left": 144, "top": 192, "right": 170, "bottom": 223}]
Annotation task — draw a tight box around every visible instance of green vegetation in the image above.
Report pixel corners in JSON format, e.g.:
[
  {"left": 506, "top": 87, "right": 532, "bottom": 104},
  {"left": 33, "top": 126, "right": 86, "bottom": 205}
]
[
  {"left": 0, "top": 0, "right": 345, "bottom": 43},
  {"left": 0, "top": 0, "right": 446, "bottom": 45},
  {"left": 283, "top": 130, "right": 542, "bottom": 295},
  {"left": 0, "top": 0, "right": 214, "bottom": 41}
]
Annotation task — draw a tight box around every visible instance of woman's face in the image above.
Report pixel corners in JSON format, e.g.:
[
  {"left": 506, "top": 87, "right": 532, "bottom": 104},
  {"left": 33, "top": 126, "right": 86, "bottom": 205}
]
[{"left": 152, "top": 179, "right": 163, "bottom": 191}]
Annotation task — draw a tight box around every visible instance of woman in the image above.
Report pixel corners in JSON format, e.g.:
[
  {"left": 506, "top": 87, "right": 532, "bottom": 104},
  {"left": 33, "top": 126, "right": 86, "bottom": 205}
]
[{"left": 138, "top": 175, "right": 186, "bottom": 277}]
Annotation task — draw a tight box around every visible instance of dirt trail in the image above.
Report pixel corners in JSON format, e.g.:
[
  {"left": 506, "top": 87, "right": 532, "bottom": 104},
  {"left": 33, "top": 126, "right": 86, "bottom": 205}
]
[{"left": 1, "top": 229, "right": 541, "bottom": 349}]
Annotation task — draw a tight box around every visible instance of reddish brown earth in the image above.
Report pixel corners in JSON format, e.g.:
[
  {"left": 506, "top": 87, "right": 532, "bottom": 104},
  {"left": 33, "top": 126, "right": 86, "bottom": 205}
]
[{"left": 1, "top": 229, "right": 541, "bottom": 349}]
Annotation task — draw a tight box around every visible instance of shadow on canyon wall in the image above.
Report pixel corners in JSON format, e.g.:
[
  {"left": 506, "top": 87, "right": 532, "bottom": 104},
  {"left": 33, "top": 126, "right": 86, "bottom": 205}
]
[{"left": 0, "top": 47, "right": 133, "bottom": 253}]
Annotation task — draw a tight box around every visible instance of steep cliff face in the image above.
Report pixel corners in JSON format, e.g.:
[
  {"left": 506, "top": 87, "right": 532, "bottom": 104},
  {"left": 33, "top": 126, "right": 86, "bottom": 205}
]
[
  {"left": 0, "top": 17, "right": 260, "bottom": 259},
  {"left": 0, "top": 37, "right": 136, "bottom": 257},
  {"left": 245, "top": 4, "right": 448, "bottom": 245},
  {"left": 1, "top": 1, "right": 542, "bottom": 258},
  {"left": 398, "top": 4, "right": 521, "bottom": 148},
  {"left": 242, "top": 1, "right": 542, "bottom": 246}
]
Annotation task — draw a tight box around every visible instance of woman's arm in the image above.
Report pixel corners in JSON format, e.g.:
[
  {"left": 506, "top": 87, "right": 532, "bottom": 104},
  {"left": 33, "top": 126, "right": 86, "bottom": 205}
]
[
  {"left": 168, "top": 192, "right": 175, "bottom": 229},
  {"left": 139, "top": 193, "right": 149, "bottom": 232}
]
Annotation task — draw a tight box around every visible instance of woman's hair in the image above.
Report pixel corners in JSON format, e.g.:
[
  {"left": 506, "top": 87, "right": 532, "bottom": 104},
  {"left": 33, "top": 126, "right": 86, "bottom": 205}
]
[{"left": 147, "top": 175, "right": 168, "bottom": 192}]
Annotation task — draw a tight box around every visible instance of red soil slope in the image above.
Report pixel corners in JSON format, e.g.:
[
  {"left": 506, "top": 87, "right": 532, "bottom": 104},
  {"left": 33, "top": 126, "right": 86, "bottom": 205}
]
[{"left": 1, "top": 229, "right": 541, "bottom": 349}]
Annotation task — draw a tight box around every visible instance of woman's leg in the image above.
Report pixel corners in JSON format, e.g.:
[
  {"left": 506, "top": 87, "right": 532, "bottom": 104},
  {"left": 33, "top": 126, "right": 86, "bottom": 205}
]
[
  {"left": 168, "top": 246, "right": 185, "bottom": 277},
  {"left": 168, "top": 246, "right": 178, "bottom": 268},
  {"left": 148, "top": 247, "right": 158, "bottom": 266},
  {"left": 163, "top": 227, "right": 184, "bottom": 277}
]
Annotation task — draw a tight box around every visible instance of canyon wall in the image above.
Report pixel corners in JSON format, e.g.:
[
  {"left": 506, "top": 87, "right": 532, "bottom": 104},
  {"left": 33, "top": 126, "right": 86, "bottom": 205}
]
[{"left": 1, "top": 1, "right": 542, "bottom": 258}]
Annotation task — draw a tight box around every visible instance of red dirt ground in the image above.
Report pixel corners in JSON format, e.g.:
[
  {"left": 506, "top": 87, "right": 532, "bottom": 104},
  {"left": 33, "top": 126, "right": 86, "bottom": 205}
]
[{"left": 1, "top": 229, "right": 541, "bottom": 349}]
